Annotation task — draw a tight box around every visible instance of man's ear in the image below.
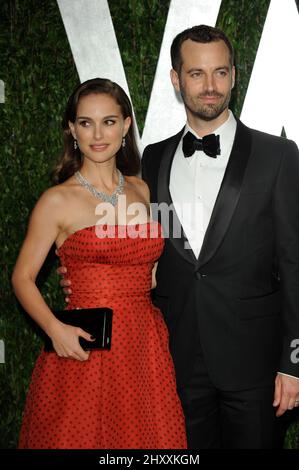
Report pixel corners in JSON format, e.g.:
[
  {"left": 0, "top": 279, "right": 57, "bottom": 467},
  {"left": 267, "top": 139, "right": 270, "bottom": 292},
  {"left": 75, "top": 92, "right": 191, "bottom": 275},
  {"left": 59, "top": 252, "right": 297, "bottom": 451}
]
[
  {"left": 68, "top": 121, "right": 76, "bottom": 140},
  {"left": 231, "top": 66, "right": 236, "bottom": 89},
  {"left": 170, "top": 69, "right": 180, "bottom": 93}
]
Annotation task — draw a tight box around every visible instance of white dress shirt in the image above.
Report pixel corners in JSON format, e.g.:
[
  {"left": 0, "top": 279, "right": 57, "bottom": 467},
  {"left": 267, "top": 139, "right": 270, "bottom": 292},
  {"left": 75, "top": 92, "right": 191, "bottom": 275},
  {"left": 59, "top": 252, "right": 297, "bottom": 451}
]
[{"left": 170, "top": 110, "right": 237, "bottom": 258}]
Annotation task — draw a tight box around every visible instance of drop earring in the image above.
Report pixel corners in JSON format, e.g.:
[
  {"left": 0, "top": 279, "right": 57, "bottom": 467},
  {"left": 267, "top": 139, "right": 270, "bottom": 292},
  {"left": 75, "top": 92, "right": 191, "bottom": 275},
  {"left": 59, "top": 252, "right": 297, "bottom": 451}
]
[
  {"left": 74, "top": 139, "right": 78, "bottom": 150},
  {"left": 122, "top": 137, "right": 126, "bottom": 148}
]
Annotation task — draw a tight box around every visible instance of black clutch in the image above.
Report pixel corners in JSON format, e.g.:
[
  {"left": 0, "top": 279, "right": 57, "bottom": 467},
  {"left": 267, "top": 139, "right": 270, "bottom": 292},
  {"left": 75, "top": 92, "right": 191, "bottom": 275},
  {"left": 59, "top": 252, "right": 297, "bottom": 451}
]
[{"left": 44, "top": 307, "right": 113, "bottom": 352}]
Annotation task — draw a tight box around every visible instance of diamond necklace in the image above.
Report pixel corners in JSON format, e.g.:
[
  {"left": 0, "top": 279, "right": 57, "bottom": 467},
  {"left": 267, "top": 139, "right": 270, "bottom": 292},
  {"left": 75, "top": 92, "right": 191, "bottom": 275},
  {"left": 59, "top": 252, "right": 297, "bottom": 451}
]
[{"left": 75, "top": 169, "right": 125, "bottom": 207}]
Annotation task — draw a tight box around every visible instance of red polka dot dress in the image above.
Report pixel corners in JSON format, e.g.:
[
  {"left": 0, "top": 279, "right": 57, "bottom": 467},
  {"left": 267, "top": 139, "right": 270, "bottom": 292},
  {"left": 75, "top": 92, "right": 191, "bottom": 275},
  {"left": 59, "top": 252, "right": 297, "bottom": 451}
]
[{"left": 18, "top": 222, "right": 187, "bottom": 449}]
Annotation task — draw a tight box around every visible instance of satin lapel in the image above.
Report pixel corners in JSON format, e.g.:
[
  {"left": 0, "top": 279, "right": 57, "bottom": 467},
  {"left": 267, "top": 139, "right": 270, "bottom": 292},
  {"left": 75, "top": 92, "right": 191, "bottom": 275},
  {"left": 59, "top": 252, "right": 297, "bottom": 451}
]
[
  {"left": 197, "top": 120, "right": 252, "bottom": 269},
  {"left": 157, "top": 128, "right": 197, "bottom": 265}
]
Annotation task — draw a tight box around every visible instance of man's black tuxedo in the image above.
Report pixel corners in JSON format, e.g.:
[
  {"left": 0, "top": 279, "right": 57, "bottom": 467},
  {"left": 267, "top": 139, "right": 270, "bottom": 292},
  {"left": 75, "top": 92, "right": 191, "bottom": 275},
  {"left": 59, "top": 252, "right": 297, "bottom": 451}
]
[{"left": 142, "top": 119, "right": 299, "bottom": 392}]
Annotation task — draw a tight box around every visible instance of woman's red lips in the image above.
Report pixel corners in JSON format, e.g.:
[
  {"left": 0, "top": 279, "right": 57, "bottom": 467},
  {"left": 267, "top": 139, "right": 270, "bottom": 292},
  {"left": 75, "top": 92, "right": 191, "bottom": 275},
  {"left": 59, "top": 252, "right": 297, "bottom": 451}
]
[{"left": 90, "top": 144, "right": 109, "bottom": 151}]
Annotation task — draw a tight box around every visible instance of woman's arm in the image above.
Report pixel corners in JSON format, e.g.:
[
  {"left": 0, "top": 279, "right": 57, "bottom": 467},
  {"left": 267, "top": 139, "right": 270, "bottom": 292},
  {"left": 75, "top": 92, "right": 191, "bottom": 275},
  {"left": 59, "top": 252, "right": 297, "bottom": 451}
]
[{"left": 11, "top": 188, "right": 92, "bottom": 361}]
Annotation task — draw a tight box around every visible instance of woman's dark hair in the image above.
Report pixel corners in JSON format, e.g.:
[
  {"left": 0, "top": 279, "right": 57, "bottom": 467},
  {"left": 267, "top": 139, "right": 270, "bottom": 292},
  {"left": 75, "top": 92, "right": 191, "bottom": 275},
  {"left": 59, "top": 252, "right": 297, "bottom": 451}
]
[
  {"left": 171, "top": 24, "right": 235, "bottom": 74},
  {"left": 52, "top": 78, "right": 140, "bottom": 184}
]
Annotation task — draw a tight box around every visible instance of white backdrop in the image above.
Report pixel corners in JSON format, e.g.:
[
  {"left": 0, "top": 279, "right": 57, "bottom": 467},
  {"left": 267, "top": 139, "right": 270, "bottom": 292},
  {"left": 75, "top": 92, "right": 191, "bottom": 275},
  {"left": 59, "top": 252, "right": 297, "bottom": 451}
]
[{"left": 57, "top": 0, "right": 299, "bottom": 149}]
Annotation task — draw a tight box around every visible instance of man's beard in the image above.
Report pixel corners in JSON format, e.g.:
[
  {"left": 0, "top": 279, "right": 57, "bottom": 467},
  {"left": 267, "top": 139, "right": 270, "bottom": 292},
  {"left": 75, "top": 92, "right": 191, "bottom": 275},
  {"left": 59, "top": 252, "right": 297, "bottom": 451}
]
[{"left": 181, "top": 87, "right": 231, "bottom": 122}]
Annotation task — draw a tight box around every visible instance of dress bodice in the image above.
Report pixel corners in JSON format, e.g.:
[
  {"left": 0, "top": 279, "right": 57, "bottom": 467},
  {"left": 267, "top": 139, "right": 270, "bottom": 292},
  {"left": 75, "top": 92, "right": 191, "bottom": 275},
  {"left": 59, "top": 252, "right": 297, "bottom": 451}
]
[{"left": 57, "top": 221, "right": 163, "bottom": 308}]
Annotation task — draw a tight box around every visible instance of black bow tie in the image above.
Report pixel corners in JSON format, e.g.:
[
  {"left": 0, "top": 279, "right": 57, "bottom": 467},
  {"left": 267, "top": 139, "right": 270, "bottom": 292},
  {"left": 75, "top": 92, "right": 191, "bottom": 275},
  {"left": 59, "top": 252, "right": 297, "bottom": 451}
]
[{"left": 182, "top": 131, "right": 221, "bottom": 158}]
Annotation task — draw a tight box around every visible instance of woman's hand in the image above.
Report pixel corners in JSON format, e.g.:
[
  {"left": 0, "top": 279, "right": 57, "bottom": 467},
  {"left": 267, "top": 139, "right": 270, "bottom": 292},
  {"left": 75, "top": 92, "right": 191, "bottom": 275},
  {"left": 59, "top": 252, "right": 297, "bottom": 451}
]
[{"left": 48, "top": 321, "right": 95, "bottom": 361}]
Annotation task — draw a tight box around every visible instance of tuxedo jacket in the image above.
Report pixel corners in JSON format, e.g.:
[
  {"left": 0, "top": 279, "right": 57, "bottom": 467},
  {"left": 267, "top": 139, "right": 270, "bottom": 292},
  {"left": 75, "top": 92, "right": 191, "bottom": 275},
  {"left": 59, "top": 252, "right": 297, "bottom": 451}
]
[{"left": 142, "top": 120, "right": 299, "bottom": 390}]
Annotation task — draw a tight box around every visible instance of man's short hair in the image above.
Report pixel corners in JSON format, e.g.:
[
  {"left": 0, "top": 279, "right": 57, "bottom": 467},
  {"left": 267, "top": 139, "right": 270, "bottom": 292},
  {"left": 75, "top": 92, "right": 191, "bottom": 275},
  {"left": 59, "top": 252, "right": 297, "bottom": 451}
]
[{"left": 171, "top": 24, "right": 235, "bottom": 73}]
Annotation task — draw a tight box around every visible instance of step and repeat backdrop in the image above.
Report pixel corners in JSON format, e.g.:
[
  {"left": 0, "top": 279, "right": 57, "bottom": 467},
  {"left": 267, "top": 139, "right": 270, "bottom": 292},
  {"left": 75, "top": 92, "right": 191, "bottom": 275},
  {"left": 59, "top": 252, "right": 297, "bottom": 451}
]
[{"left": 1, "top": 0, "right": 299, "bottom": 449}]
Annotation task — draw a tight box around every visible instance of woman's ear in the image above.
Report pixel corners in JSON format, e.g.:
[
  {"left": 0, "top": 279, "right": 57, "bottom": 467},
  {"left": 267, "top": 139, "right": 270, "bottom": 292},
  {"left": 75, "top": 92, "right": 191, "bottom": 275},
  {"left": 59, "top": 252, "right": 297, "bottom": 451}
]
[
  {"left": 123, "top": 116, "right": 131, "bottom": 137},
  {"left": 68, "top": 121, "right": 76, "bottom": 140}
]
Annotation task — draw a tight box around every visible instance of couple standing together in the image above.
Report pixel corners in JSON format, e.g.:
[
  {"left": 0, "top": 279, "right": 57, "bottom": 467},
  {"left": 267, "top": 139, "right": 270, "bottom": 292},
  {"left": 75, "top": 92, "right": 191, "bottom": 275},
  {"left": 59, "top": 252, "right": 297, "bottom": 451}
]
[{"left": 12, "top": 25, "right": 299, "bottom": 449}]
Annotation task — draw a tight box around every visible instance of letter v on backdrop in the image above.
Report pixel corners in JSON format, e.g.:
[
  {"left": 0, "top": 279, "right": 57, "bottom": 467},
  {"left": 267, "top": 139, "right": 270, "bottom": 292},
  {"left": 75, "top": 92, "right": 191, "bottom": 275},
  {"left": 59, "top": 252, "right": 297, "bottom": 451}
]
[
  {"left": 57, "top": 0, "right": 299, "bottom": 149},
  {"left": 241, "top": 0, "right": 299, "bottom": 145}
]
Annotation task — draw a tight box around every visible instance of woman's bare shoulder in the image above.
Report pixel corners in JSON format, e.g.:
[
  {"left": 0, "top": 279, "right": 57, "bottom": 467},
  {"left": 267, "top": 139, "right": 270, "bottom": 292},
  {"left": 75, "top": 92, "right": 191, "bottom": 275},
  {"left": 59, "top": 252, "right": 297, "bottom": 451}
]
[
  {"left": 38, "top": 184, "right": 67, "bottom": 206},
  {"left": 33, "top": 177, "right": 79, "bottom": 218},
  {"left": 39, "top": 175, "right": 78, "bottom": 202},
  {"left": 125, "top": 175, "right": 150, "bottom": 200}
]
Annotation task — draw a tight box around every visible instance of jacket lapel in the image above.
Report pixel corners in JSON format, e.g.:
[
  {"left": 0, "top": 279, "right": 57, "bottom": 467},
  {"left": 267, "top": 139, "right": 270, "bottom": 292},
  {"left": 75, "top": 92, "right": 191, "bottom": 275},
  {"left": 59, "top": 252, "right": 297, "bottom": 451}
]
[
  {"left": 197, "top": 120, "right": 252, "bottom": 269},
  {"left": 157, "top": 128, "right": 197, "bottom": 265}
]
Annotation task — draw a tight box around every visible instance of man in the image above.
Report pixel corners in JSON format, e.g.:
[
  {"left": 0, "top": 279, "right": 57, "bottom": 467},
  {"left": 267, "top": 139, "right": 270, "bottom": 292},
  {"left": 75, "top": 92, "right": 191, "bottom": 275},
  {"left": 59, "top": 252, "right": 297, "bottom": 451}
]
[
  {"left": 141, "top": 25, "right": 299, "bottom": 448},
  {"left": 59, "top": 25, "right": 299, "bottom": 448}
]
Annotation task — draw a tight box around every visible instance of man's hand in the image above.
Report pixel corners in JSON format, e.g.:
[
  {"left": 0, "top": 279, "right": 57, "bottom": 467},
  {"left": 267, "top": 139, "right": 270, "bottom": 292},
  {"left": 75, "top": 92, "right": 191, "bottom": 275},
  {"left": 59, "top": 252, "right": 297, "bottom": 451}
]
[
  {"left": 57, "top": 266, "right": 72, "bottom": 303},
  {"left": 273, "top": 373, "right": 299, "bottom": 416}
]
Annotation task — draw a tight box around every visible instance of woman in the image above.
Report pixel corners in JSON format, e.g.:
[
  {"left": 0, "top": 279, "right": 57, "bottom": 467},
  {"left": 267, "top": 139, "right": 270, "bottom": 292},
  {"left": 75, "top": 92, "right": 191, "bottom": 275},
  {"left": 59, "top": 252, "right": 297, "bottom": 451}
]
[{"left": 12, "top": 78, "right": 186, "bottom": 449}]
